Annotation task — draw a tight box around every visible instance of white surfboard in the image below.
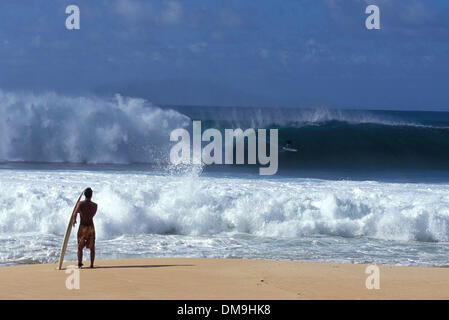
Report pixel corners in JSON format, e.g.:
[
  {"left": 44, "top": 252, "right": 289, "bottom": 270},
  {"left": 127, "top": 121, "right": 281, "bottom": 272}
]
[
  {"left": 58, "top": 191, "right": 84, "bottom": 270},
  {"left": 282, "top": 146, "right": 298, "bottom": 152}
]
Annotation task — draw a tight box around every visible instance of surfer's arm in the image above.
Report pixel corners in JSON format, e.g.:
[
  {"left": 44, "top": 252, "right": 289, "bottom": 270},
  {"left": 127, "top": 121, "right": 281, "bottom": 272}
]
[
  {"left": 72, "top": 203, "right": 80, "bottom": 226},
  {"left": 72, "top": 212, "right": 78, "bottom": 226}
]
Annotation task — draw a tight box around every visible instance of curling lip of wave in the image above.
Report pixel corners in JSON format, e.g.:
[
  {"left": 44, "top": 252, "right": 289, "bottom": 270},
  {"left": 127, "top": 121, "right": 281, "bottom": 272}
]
[{"left": 175, "top": 105, "right": 440, "bottom": 129}]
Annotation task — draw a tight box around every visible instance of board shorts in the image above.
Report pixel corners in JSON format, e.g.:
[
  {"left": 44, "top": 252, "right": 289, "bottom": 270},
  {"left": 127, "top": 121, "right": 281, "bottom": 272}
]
[{"left": 77, "top": 225, "right": 95, "bottom": 250}]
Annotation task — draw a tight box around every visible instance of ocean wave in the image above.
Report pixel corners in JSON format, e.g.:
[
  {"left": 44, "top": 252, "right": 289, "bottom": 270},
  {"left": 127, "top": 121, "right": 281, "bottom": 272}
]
[{"left": 1, "top": 89, "right": 449, "bottom": 169}]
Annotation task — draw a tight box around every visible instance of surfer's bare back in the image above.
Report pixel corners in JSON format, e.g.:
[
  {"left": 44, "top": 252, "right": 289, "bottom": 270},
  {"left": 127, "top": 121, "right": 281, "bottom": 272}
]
[{"left": 72, "top": 188, "right": 97, "bottom": 268}]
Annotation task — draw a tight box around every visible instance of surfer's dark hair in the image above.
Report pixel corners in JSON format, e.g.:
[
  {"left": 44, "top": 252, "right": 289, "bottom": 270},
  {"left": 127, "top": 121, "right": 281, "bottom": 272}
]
[{"left": 84, "top": 188, "right": 93, "bottom": 199}]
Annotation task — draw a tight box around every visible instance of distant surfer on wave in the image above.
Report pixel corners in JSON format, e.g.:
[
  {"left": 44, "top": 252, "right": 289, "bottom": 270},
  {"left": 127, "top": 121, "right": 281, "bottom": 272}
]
[
  {"left": 73, "top": 188, "right": 97, "bottom": 269},
  {"left": 282, "top": 140, "right": 298, "bottom": 152}
]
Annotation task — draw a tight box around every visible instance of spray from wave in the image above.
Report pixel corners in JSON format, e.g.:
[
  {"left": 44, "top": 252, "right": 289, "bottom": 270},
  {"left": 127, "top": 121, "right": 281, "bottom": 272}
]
[{"left": 0, "top": 90, "right": 190, "bottom": 164}]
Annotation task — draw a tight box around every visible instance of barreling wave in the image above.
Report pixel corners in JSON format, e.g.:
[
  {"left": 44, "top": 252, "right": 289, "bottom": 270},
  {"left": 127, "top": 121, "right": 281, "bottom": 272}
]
[
  {"left": 274, "top": 120, "right": 449, "bottom": 169},
  {"left": 0, "top": 90, "right": 190, "bottom": 164},
  {"left": 167, "top": 105, "right": 449, "bottom": 169}
]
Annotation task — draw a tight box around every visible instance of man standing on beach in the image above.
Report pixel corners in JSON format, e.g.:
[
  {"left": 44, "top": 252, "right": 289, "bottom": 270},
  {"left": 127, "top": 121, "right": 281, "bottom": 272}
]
[{"left": 73, "top": 188, "right": 97, "bottom": 269}]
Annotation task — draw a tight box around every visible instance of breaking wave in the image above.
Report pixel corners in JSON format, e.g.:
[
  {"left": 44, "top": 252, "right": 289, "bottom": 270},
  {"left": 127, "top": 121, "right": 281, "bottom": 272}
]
[
  {"left": 1, "top": 89, "right": 449, "bottom": 169},
  {"left": 0, "top": 90, "right": 190, "bottom": 164}
]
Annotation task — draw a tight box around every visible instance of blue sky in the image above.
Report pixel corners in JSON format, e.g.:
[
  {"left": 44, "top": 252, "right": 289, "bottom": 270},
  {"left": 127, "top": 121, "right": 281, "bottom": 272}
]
[{"left": 0, "top": 0, "right": 448, "bottom": 110}]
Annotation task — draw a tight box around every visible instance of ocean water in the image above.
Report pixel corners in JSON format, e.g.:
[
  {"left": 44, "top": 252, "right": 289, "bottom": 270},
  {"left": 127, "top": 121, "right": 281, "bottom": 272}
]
[{"left": 1, "top": 90, "right": 449, "bottom": 267}]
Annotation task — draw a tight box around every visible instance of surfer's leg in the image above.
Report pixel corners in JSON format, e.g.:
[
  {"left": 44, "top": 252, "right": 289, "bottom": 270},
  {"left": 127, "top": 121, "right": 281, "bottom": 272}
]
[
  {"left": 87, "top": 227, "right": 96, "bottom": 268},
  {"left": 77, "top": 238, "right": 83, "bottom": 268},
  {"left": 78, "top": 238, "right": 86, "bottom": 268},
  {"left": 90, "top": 247, "right": 95, "bottom": 268},
  {"left": 77, "top": 248, "right": 83, "bottom": 268},
  {"left": 77, "top": 226, "right": 86, "bottom": 268}
]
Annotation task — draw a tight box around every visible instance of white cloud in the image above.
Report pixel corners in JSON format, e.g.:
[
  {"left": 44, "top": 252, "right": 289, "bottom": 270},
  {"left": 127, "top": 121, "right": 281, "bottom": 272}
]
[
  {"left": 188, "top": 42, "right": 207, "bottom": 53},
  {"left": 152, "top": 51, "right": 162, "bottom": 61},
  {"left": 114, "top": 0, "right": 182, "bottom": 25},
  {"left": 114, "top": 0, "right": 150, "bottom": 22},
  {"left": 399, "top": 1, "right": 436, "bottom": 25},
  {"left": 220, "top": 9, "right": 242, "bottom": 28},
  {"left": 161, "top": 1, "right": 182, "bottom": 24},
  {"left": 302, "top": 38, "right": 326, "bottom": 63},
  {"left": 279, "top": 50, "right": 289, "bottom": 65},
  {"left": 259, "top": 49, "right": 269, "bottom": 59},
  {"left": 31, "top": 35, "right": 41, "bottom": 48},
  {"left": 351, "top": 54, "right": 367, "bottom": 64}
]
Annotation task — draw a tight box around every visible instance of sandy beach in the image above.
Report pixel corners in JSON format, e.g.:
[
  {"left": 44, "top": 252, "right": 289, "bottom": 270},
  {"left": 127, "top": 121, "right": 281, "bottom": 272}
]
[{"left": 0, "top": 258, "right": 448, "bottom": 300}]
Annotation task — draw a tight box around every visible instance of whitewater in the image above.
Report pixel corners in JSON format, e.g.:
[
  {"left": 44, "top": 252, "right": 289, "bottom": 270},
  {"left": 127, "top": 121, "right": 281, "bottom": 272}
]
[
  {"left": 1, "top": 90, "right": 449, "bottom": 267},
  {"left": 1, "top": 167, "right": 449, "bottom": 267}
]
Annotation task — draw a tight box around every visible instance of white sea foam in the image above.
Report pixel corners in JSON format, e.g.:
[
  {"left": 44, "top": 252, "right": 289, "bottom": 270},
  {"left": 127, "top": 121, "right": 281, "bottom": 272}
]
[{"left": 1, "top": 169, "right": 449, "bottom": 242}]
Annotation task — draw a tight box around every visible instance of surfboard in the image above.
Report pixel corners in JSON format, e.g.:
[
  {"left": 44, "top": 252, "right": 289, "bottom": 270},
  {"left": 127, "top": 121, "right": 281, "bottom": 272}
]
[
  {"left": 282, "top": 146, "right": 298, "bottom": 152},
  {"left": 58, "top": 191, "right": 84, "bottom": 270}
]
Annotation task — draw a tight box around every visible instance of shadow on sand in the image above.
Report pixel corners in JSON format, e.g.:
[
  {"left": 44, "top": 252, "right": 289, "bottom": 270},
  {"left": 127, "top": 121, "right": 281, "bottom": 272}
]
[{"left": 81, "top": 264, "right": 195, "bottom": 270}]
